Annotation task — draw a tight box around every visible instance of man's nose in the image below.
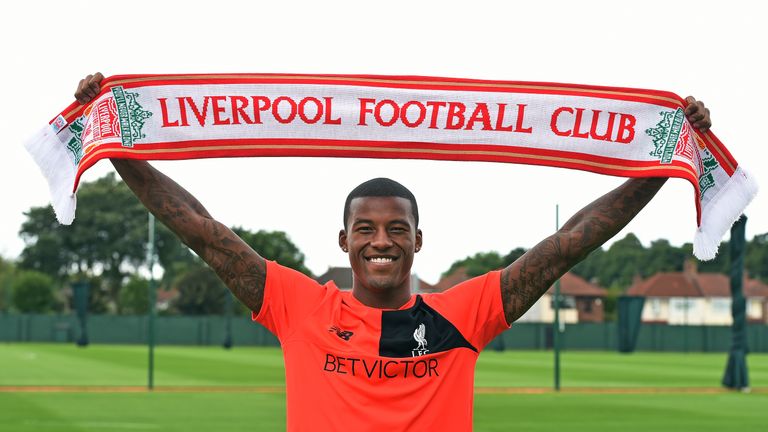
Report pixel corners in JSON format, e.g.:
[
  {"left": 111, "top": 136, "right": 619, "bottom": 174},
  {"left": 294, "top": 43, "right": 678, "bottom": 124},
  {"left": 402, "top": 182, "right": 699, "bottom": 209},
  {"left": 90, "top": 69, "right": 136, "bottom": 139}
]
[{"left": 370, "top": 229, "right": 393, "bottom": 248}]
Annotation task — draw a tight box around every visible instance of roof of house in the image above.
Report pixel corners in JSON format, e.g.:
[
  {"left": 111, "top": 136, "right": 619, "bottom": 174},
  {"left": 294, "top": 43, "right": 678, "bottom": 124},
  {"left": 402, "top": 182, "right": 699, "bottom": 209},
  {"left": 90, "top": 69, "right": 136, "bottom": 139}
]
[
  {"left": 546, "top": 272, "right": 608, "bottom": 297},
  {"left": 316, "top": 267, "right": 354, "bottom": 289},
  {"left": 156, "top": 287, "right": 179, "bottom": 303},
  {"left": 626, "top": 262, "right": 768, "bottom": 298},
  {"left": 746, "top": 278, "right": 768, "bottom": 297},
  {"left": 432, "top": 266, "right": 606, "bottom": 296},
  {"left": 432, "top": 267, "right": 472, "bottom": 292}
]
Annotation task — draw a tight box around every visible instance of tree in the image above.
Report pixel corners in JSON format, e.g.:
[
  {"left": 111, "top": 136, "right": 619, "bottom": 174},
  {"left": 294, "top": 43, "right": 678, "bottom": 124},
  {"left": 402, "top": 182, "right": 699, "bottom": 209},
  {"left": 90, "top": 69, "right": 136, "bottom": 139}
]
[
  {"left": 571, "top": 246, "right": 605, "bottom": 283},
  {"left": 502, "top": 247, "right": 527, "bottom": 267},
  {"left": 12, "top": 270, "right": 58, "bottom": 313},
  {"left": 443, "top": 251, "right": 505, "bottom": 278},
  {"left": 232, "top": 227, "right": 312, "bottom": 276},
  {"left": 18, "top": 173, "right": 194, "bottom": 312},
  {"left": 168, "top": 227, "right": 312, "bottom": 314},
  {"left": 118, "top": 276, "right": 150, "bottom": 315},
  {"left": 643, "top": 239, "right": 686, "bottom": 274},
  {"left": 745, "top": 232, "right": 768, "bottom": 282},
  {"left": 171, "top": 261, "right": 228, "bottom": 315},
  {"left": 596, "top": 233, "right": 645, "bottom": 289},
  {"left": 0, "top": 257, "right": 15, "bottom": 312},
  {"left": 681, "top": 241, "right": 730, "bottom": 274}
]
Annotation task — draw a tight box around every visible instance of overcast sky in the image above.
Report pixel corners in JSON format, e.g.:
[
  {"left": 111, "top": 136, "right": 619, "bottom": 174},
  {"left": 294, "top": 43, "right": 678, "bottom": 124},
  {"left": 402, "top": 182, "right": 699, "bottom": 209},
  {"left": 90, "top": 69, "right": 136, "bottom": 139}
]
[{"left": 1, "top": 0, "right": 765, "bottom": 284}]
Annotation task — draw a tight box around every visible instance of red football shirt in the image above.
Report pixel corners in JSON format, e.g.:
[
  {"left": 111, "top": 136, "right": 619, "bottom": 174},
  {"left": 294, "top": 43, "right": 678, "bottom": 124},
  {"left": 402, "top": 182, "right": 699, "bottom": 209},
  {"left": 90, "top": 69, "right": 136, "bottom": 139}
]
[{"left": 253, "top": 261, "right": 509, "bottom": 431}]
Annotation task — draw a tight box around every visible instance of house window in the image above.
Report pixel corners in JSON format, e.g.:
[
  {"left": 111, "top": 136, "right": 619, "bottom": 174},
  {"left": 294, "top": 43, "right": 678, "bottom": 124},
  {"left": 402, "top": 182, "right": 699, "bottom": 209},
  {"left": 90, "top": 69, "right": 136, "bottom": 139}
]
[
  {"left": 550, "top": 295, "right": 576, "bottom": 309},
  {"left": 584, "top": 298, "right": 593, "bottom": 313},
  {"left": 712, "top": 298, "right": 730, "bottom": 314},
  {"left": 672, "top": 298, "right": 695, "bottom": 311},
  {"left": 651, "top": 298, "right": 661, "bottom": 316}
]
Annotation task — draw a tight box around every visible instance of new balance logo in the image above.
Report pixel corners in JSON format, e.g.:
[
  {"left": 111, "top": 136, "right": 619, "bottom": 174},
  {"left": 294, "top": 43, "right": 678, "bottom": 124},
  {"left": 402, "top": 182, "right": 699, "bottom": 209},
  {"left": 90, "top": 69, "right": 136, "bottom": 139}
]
[{"left": 329, "top": 326, "right": 354, "bottom": 341}]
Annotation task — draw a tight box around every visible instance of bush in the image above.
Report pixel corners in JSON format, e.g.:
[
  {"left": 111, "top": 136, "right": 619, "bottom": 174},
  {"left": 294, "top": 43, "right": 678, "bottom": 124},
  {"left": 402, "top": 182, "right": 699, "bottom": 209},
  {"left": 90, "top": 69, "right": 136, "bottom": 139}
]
[
  {"left": 119, "top": 276, "right": 150, "bottom": 315},
  {"left": 12, "top": 270, "right": 57, "bottom": 313}
]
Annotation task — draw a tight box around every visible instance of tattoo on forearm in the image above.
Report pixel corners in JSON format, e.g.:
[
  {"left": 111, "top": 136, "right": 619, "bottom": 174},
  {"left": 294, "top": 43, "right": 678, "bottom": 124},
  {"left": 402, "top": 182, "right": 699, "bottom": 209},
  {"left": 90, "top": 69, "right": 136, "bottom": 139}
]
[
  {"left": 112, "top": 159, "right": 267, "bottom": 312},
  {"left": 501, "top": 178, "right": 666, "bottom": 324}
]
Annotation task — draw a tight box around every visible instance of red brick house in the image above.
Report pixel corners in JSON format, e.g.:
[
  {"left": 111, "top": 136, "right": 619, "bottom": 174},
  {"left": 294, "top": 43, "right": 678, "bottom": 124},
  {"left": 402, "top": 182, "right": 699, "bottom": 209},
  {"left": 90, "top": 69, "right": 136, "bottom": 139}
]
[{"left": 626, "top": 261, "right": 768, "bottom": 325}]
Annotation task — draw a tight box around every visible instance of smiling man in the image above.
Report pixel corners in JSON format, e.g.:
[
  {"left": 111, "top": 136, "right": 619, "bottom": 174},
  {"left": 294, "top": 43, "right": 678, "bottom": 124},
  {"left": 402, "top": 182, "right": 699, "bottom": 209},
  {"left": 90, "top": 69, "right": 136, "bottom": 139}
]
[{"left": 74, "top": 73, "right": 712, "bottom": 431}]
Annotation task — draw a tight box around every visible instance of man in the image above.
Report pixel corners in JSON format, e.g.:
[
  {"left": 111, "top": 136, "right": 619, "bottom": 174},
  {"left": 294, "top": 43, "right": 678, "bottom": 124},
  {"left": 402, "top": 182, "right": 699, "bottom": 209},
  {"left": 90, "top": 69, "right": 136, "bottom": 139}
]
[{"left": 75, "top": 73, "right": 711, "bottom": 431}]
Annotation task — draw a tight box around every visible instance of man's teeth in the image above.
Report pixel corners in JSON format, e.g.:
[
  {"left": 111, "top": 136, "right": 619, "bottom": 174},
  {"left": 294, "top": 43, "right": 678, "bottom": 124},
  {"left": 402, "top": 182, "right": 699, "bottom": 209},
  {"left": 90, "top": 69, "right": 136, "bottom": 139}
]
[{"left": 369, "top": 257, "right": 393, "bottom": 263}]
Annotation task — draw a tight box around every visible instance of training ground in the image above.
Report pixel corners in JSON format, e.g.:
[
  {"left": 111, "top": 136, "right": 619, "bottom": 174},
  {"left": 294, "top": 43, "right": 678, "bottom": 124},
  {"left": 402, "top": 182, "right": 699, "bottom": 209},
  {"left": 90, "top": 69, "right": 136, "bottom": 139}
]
[{"left": 1, "top": 344, "right": 766, "bottom": 431}]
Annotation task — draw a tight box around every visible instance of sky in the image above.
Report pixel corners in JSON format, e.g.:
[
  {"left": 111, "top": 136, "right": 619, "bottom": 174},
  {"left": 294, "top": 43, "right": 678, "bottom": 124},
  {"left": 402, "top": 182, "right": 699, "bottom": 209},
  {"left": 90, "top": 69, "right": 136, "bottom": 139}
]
[{"left": 1, "top": 0, "right": 765, "bottom": 284}]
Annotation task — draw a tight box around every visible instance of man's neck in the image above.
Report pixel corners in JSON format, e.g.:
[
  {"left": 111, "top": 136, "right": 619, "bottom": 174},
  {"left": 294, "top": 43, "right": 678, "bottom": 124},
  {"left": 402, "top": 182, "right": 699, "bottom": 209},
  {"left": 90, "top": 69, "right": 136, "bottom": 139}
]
[{"left": 352, "top": 286, "right": 412, "bottom": 310}]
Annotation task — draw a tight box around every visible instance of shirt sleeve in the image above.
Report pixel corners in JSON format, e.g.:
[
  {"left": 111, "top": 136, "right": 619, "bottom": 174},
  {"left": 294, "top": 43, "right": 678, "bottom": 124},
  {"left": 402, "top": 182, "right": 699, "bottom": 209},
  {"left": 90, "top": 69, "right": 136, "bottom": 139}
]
[
  {"left": 252, "top": 260, "right": 329, "bottom": 340},
  {"left": 423, "top": 271, "right": 510, "bottom": 350}
]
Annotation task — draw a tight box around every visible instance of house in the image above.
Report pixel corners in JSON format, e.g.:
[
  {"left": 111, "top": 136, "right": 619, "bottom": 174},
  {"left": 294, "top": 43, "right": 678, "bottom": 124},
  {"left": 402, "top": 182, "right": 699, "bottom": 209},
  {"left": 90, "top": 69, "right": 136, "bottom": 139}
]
[
  {"left": 156, "top": 287, "right": 179, "bottom": 311},
  {"left": 516, "top": 272, "right": 608, "bottom": 323},
  {"left": 625, "top": 260, "right": 768, "bottom": 325},
  {"left": 432, "top": 267, "right": 607, "bottom": 323},
  {"left": 315, "top": 267, "right": 436, "bottom": 293},
  {"left": 429, "top": 266, "right": 472, "bottom": 293}
]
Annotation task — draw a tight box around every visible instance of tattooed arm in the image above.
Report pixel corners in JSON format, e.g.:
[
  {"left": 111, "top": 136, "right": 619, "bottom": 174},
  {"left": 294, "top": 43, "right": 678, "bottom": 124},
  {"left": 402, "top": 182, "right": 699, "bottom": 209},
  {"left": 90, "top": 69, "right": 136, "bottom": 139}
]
[
  {"left": 500, "top": 177, "right": 666, "bottom": 323},
  {"left": 500, "top": 96, "right": 712, "bottom": 324},
  {"left": 111, "top": 160, "right": 267, "bottom": 313},
  {"left": 75, "top": 73, "right": 266, "bottom": 313}
]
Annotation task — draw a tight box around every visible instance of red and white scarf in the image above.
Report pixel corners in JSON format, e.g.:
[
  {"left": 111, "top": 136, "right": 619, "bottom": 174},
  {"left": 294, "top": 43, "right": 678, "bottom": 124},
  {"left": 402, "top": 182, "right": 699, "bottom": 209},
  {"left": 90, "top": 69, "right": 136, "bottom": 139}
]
[{"left": 26, "top": 73, "right": 757, "bottom": 259}]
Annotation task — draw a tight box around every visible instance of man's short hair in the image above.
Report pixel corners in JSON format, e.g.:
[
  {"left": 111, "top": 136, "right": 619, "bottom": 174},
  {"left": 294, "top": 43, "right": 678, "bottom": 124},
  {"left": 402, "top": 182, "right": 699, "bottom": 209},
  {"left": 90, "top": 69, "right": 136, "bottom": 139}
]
[{"left": 343, "top": 178, "right": 419, "bottom": 229}]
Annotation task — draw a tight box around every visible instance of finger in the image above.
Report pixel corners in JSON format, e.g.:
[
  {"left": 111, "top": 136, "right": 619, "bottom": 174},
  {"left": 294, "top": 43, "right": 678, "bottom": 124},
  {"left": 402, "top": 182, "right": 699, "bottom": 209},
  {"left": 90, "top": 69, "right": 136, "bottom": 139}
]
[
  {"left": 83, "top": 74, "right": 98, "bottom": 99},
  {"left": 88, "top": 72, "right": 103, "bottom": 93},
  {"left": 684, "top": 96, "right": 698, "bottom": 115},
  {"left": 694, "top": 118, "right": 711, "bottom": 132},
  {"left": 77, "top": 74, "right": 95, "bottom": 100},
  {"left": 75, "top": 78, "right": 86, "bottom": 103},
  {"left": 696, "top": 107, "right": 711, "bottom": 132},
  {"left": 87, "top": 80, "right": 101, "bottom": 97},
  {"left": 688, "top": 112, "right": 705, "bottom": 123}
]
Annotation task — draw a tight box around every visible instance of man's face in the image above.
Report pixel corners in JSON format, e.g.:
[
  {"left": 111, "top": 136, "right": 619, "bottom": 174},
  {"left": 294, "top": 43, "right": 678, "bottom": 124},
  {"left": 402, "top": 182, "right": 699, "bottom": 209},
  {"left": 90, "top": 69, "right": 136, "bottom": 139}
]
[{"left": 339, "top": 196, "right": 422, "bottom": 294}]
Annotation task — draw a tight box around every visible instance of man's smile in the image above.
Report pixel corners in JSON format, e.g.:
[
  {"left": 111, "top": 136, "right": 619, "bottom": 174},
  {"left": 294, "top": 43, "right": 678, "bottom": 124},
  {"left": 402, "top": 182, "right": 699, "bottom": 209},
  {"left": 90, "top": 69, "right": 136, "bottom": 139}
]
[{"left": 366, "top": 255, "right": 398, "bottom": 265}]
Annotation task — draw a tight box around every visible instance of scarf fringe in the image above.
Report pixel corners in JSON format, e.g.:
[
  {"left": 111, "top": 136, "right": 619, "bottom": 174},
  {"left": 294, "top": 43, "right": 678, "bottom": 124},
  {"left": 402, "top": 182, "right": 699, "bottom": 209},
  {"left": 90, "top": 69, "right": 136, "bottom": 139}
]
[
  {"left": 24, "top": 126, "right": 77, "bottom": 225},
  {"left": 693, "top": 166, "right": 758, "bottom": 260}
]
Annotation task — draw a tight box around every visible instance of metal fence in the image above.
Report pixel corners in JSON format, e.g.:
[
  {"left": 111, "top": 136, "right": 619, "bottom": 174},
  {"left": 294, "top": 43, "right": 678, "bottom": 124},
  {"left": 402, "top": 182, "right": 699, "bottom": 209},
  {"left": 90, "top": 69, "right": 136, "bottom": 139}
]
[{"left": 1, "top": 313, "right": 767, "bottom": 352}]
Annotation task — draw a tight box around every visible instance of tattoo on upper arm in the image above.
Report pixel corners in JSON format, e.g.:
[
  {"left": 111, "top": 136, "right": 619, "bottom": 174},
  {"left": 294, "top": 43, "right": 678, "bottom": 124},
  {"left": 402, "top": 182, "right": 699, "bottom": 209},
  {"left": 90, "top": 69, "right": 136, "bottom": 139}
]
[{"left": 501, "top": 235, "right": 567, "bottom": 324}]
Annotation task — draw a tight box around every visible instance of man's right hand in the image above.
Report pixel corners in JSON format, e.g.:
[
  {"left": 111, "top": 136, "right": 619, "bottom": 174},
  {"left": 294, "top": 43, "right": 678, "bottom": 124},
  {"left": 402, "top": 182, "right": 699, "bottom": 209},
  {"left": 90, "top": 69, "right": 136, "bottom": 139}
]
[{"left": 74, "top": 72, "right": 104, "bottom": 104}]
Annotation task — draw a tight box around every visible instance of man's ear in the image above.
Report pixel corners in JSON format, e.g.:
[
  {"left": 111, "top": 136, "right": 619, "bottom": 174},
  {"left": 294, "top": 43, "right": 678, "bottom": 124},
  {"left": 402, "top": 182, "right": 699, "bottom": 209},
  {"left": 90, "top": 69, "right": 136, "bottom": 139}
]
[
  {"left": 415, "top": 229, "right": 423, "bottom": 253},
  {"left": 338, "top": 229, "right": 348, "bottom": 253}
]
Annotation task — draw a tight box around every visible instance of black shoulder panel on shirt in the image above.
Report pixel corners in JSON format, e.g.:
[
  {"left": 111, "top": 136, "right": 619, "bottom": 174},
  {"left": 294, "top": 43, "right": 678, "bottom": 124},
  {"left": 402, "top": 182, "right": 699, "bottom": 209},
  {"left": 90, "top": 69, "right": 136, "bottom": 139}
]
[{"left": 379, "top": 296, "right": 477, "bottom": 358}]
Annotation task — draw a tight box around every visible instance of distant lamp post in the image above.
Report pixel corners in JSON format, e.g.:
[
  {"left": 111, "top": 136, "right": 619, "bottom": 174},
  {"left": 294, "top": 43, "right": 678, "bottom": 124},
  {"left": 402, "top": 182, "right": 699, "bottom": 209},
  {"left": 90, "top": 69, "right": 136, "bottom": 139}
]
[
  {"left": 72, "top": 280, "right": 89, "bottom": 347},
  {"left": 223, "top": 290, "right": 233, "bottom": 349},
  {"left": 147, "top": 213, "right": 157, "bottom": 390}
]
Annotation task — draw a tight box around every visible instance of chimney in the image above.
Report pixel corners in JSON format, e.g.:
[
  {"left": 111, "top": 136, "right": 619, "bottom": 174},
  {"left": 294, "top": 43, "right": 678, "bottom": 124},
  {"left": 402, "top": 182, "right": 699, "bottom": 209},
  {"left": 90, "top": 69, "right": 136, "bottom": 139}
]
[{"left": 683, "top": 259, "right": 698, "bottom": 277}]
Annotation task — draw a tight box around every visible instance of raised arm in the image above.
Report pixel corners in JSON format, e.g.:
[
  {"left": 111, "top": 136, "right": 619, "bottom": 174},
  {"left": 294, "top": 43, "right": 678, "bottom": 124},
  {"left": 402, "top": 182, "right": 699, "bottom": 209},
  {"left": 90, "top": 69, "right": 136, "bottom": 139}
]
[
  {"left": 500, "top": 96, "right": 712, "bottom": 324},
  {"left": 75, "top": 73, "right": 267, "bottom": 313}
]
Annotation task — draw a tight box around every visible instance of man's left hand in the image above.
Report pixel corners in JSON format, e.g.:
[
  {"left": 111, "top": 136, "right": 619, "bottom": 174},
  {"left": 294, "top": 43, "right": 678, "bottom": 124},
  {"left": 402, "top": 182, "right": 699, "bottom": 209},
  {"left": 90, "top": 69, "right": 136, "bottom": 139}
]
[{"left": 684, "top": 96, "right": 712, "bottom": 132}]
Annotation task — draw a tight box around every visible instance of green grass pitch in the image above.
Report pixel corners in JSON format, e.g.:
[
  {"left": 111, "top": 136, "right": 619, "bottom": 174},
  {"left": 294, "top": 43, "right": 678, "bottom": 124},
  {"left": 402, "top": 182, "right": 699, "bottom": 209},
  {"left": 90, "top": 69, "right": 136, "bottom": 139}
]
[{"left": 1, "top": 344, "right": 766, "bottom": 431}]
